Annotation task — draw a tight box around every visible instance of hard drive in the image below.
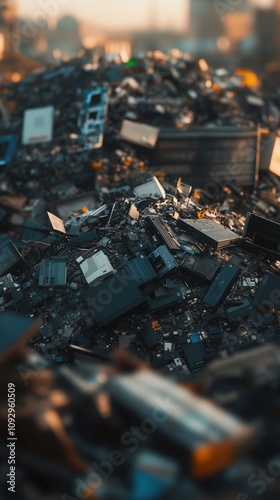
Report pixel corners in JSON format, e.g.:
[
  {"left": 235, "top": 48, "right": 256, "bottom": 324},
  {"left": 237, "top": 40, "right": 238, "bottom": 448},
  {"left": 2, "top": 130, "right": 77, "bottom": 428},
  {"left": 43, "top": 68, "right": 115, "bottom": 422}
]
[
  {"left": 203, "top": 263, "right": 241, "bottom": 310},
  {"left": 181, "top": 254, "right": 221, "bottom": 282},
  {"left": 178, "top": 219, "right": 241, "bottom": 250}
]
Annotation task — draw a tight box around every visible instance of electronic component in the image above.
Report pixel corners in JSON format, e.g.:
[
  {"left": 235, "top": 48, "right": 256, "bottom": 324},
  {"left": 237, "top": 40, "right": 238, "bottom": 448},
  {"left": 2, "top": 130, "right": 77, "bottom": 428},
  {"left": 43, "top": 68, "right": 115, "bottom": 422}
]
[
  {"left": 47, "top": 212, "right": 66, "bottom": 234},
  {"left": 123, "top": 256, "right": 157, "bottom": 286},
  {"left": 146, "top": 216, "right": 181, "bottom": 252},
  {"left": 202, "top": 263, "right": 241, "bottom": 310},
  {"left": 183, "top": 342, "right": 207, "bottom": 371},
  {"left": 134, "top": 176, "right": 166, "bottom": 199},
  {"left": 16, "top": 220, "right": 50, "bottom": 243},
  {"left": 69, "top": 230, "right": 100, "bottom": 248},
  {"left": 30, "top": 289, "right": 50, "bottom": 307},
  {"left": 120, "top": 120, "right": 160, "bottom": 148},
  {"left": 54, "top": 193, "right": 99, "bottom": 219},
  {"left": 39, "top": 258, "right": 67, "bottom": 287},
  {"left": 40, "top": 323, "right": 54, "bottom": 340},
  {"left": 78, "top": 251, "right": 115, "bottom": 286},
  {"left": 0, "top": 313, "right": 41, "bottom": 363},
  {"left": 83, "top": 276, "right": 146, "bottom": 327},
  {"left": 225, "top": 299, "right": 255, "bottom": 323},
  {"left": 148, "top": 280, "right": 183, "bottom": 312},
  {"left": 148, "top": 245, "right": 178, "bottom": 277},
  {"left": 48, "top": 310, "right": 62, "bottom": 330},
  {"left": 208, "top": 322, "right": 223, "bottom": 342},
  {"left": 255, "top": 273, "right": 280, "bottom": 311},
  {"left": 140, "top": 328, "right": 160, "bottom": 350},
  {"left": 176, "top": 179, "right": 192, "bottom": 198},
  {"left": 10, "top": 284, "right": 25, "bottom": 303},
  {"left": 78, "top": 85, "right": 108, "bottom": 148},
  {"left": 242, "top": 213, "right": 280, "bottom": 259},
  {"left": 0, "top": 240, "right": 27, "bottom": 276},
  {"left": 178, "top": 219, "right": 241, "bottom": 250},
  {"left": 22, "top": 106, "right": 54, "bottom": 145},
  {"left": 128, "top": 203, "right": 140, "bottom": 220},
  {"left": 181, "top": 255, "right": 221, "bottom": 282},
  {"left": 0, "top": 135, "right": 17, "bottom": 166}
]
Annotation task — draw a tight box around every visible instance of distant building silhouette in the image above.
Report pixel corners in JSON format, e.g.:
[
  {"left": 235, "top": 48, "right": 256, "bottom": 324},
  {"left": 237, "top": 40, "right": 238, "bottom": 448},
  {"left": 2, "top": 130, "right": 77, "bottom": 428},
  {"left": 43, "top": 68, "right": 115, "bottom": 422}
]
[
  {"left": 190, "top": 0, "right": 224, "bottom": 40},
  {"left": 275, "top": 0, "right": 280, "bottom": 59},
  {"left": 0, "top": 0, "right": 18, "bottom": 58},
  {"left": 189, "top": 0, "right": 253, "bottom": 55},
  {"left": 254, "top": 6, "right": 277, "bottom": 68},
  {"left": 48, "top": 15, "right": 82, "bottom": 56},
  {"left": 0, "top": 0, "right": 44, "bottom": 81},
  {"left": 222, "top": 0, "right": 253, "bottom": 49}
]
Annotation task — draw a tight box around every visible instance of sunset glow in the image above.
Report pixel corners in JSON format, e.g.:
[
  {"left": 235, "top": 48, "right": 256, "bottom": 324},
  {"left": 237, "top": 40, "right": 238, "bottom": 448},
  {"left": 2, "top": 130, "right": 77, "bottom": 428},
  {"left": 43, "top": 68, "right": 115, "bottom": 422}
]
[{"left": 18, "top": 0, "right": 189, "bottom": 31}]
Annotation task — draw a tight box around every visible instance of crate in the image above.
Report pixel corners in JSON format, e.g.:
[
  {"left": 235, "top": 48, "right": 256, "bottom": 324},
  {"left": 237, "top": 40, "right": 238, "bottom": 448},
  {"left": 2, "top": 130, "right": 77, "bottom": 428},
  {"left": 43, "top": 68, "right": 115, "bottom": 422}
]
[{"left": 138, "top": 126, "right": 261, "bottom": 190}]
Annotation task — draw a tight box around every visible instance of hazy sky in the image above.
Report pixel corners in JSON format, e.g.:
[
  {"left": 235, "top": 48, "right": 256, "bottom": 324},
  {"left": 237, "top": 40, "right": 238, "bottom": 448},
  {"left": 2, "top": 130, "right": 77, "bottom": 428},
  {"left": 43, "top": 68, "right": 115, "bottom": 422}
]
[
  {"left": 17, "top": 0, "right": 189, "bottom": 31},
  {"left": 17, "top": 0, "right": 275, "bottom": 31}
]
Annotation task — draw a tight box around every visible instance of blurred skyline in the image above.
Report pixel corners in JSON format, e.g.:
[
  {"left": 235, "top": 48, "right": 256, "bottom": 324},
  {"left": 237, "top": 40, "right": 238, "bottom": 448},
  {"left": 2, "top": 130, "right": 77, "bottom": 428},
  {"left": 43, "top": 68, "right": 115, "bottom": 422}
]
[
  {"left": 0, "top": 0, "right": 275, "bottom": 79},
  {"left": 16, "top": 0, "right": 276, "bottom": 32},
  {"left": 17, "top": 0, "right": 188, "bottom": 32}
]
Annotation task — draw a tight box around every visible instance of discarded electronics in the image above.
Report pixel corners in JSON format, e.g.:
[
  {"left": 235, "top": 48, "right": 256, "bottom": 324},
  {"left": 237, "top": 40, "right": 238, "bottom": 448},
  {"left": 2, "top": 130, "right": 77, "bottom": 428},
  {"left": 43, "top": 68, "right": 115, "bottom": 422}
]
[
  {"left": 0, "top": 135, "right": 17, "bottom": 165},
  {"left": 120, "top": 120, "right": 160, "bottom": 148},
  {"left": 22, "top": 105, "right": 54, "bottom": 145},
  {"left": 0, "top": 313, "right": 280, "bottom": 500},
  {"left": 178, "top": 218, "right": 241, "bottom": 249},
  {"left": 39, "top": 258, "right": 67, "bottom": 288},
  {"left": 1, "top": 55, "right": 280, "bottom": 374},
  {"left": 134, "top": 176, "right": 166, "bottom": 199},
  {"left": 0, "top": 51, "right": 280, "bottom": 500},
  {"left": 78, "top": 250, "right": 115, "bottom": 286},
  {"left": 78, "top": 85, "right": 109, "bottom": 147},
  {"left": 1, "top": 174, "right": 280, "bottom": 373},
  {"left": 0, "top": 53, "right": 280, "bottom": 248},
  {"left": 242, "top": 212, "right": 280, "bottom": 258}
]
